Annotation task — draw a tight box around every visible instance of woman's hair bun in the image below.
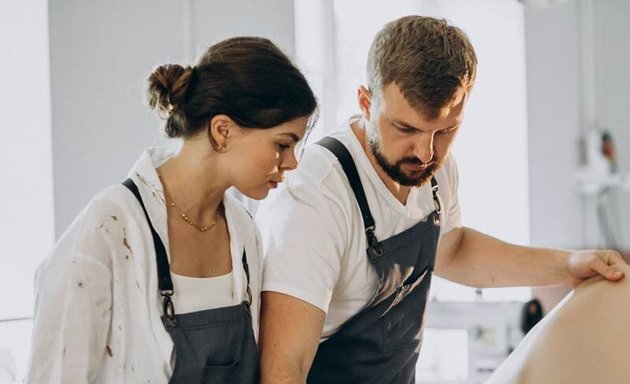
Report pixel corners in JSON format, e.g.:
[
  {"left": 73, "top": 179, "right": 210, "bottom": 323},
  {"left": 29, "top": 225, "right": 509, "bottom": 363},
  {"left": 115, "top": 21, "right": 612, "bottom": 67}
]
[{"left": 147, "top": 64, "right": 194, "bottom": 136}]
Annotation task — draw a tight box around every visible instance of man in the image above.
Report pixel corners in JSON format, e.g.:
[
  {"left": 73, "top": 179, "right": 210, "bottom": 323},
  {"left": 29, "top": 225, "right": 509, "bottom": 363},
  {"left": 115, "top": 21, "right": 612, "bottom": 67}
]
[{"left": 256, "top": 16, "right": 626, "bottom": 384}]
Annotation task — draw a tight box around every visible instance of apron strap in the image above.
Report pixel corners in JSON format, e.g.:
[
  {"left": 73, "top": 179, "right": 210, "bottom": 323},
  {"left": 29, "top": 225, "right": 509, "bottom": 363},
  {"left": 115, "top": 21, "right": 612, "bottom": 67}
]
[
  {"left": 242, "top": 250, "right": 252, "bottom": 306},
  {"left": 316, "top": 137, "right": 382, "bottom": 256},
  {"left": 122, "top": 178, "right": 176, "bottom": 323},
  {"left": 122, "top": 179, "right": 173, "bottom": 293}
]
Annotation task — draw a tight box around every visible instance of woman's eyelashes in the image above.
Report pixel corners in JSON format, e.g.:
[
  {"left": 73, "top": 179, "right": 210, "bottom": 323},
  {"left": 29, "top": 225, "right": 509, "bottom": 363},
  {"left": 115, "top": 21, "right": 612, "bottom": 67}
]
[{"left": 277, "top": 143, "right": 292, "bottom": 151}]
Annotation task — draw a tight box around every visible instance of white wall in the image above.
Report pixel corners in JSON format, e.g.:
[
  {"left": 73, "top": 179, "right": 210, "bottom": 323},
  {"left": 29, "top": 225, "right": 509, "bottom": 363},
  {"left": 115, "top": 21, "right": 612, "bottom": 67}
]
[
  {"left": 422, "top": 1, "right": 533, "bottom": 301},
  {"left": 50, "top": 0, "right": 295, "bottom": 237},
  {"left": 523, "top": 1, "right": 624, "bottom": 311},
  {"left": 0, "top": 1, "right": 54, "bottom": 318},
  {"left": 594, "top": 0, "right": 630, "bottom": 249},
  {"left": 0, "top": 0, "right": 54, "bottom": 379},
  {"left": 525, "top": 1, "right": 583, "bottom": 251}
]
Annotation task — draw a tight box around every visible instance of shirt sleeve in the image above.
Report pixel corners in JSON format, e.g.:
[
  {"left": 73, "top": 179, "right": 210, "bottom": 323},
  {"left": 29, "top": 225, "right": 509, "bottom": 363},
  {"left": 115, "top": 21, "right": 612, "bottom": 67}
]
[
  {"left": 27, "top": 202, "right": 114, "bottom": 384},
  {"left": 256, "top": 183, "right": 348, "bottom": 314},
  {"left": 440, "top": 154, "right": 462, "bottom": 235}
]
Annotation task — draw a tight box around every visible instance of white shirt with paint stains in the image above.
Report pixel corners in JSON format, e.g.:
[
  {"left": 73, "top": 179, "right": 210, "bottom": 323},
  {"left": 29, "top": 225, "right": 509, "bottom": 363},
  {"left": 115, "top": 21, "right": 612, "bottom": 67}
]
[{"left": 26, "top": 147, "right": 263, "bottom": 384}]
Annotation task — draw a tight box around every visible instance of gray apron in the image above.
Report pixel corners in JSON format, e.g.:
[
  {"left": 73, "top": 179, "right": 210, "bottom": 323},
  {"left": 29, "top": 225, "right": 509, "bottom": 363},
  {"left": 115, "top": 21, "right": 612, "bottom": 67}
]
[
  {"left": 123, "top": 179, "right": 259, "bottom": 384},
  {"left": 307, "top": 137, "right": 441, "bottom": 384}
]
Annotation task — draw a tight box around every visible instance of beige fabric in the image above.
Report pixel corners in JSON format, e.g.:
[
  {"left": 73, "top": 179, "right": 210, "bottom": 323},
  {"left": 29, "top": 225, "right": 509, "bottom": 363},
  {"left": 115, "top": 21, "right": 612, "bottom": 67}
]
[{"left": 488, "top": 264, "right": 630, "bottom": 384}]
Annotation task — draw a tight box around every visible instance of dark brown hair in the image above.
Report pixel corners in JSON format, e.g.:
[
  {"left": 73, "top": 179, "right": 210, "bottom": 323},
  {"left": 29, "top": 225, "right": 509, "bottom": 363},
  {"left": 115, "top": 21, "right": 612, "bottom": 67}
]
[
  {"left": 147, "top": 37, "right": 317, "bottom": 138},
  {"left": 367, "top": 16, "right": 477, "bottom": 118}
]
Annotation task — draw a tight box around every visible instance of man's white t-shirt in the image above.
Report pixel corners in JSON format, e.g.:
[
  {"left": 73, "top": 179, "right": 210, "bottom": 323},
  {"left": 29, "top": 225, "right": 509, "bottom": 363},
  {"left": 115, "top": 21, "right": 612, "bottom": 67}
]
[{"left": 256, "top": 117, "right": 462, "bottom": 338}]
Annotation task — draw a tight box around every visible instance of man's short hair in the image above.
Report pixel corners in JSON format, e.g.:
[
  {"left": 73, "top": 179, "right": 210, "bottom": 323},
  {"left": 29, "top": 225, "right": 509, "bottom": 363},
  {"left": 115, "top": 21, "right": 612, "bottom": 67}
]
[{"left": 367, "top": 16, "right": 477, "bottom": 118}]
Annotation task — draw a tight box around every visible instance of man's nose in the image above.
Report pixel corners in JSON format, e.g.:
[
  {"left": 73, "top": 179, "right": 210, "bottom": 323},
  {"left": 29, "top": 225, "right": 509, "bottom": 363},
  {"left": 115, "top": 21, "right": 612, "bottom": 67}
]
[{"left": 414, "top": 133, "right": 434, "bottom": 164}]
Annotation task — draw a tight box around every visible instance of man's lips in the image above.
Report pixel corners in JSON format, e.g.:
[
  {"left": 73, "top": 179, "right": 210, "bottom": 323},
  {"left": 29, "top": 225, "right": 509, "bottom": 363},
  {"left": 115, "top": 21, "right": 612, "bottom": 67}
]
[{"left": 403, "top": 163, "right": 430, "bottom": 172}]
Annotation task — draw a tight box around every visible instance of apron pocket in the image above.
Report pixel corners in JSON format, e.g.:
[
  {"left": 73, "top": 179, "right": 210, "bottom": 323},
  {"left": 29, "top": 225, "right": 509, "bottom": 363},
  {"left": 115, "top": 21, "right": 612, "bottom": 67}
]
[{"left": 203, "top": 360, "right": 239, "bottom": 383}]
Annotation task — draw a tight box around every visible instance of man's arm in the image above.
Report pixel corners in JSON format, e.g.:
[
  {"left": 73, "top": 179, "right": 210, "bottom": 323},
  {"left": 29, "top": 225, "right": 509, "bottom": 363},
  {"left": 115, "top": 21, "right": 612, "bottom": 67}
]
[
  {"left": 435, "top": 227, "right": 625, "bottom": 288},
  {"left": 260, "top": 292, "right": 325, "bottom": 384}
]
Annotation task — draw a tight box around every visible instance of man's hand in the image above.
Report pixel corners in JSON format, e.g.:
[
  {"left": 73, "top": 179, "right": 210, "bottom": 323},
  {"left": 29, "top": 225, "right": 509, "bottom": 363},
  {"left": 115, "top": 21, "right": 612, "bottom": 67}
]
[{"left": 567, "top": 250, "right": 626, "bottom": 287}]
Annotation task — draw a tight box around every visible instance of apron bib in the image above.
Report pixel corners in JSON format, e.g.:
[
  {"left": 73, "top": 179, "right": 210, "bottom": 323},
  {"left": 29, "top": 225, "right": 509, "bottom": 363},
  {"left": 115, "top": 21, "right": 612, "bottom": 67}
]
[
  {"left": 123, "top": 179, "right": 259, "bottom": 384},
  {"left": 307, "top": 137, "right": 441, "bottom": 384}
]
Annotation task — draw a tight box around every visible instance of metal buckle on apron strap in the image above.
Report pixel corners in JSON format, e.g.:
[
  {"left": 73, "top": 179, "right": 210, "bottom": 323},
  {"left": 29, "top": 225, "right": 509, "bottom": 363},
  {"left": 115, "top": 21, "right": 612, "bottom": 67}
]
[
  {"left": 161, "top": 290, "right": 178, "bottom": 328},
  {"left": 366, "top": 226, "right": 383, "bottom": 259},
  {"left": 431, "top": 182, "right": 441, "bottom": 225},
  {"left": 431, "top": 183, "right": 441, "bottom": 215}
]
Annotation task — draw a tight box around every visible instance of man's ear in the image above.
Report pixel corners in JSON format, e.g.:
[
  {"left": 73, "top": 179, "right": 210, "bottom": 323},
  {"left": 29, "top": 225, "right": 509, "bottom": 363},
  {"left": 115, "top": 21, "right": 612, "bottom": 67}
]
[{"left": 358, "top": 85, "right": 373, "bottom": 122}]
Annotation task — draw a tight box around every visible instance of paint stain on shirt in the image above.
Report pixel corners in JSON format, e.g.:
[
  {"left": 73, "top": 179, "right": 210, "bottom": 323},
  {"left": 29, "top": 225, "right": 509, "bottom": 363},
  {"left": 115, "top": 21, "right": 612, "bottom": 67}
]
[
  {"left": 123, "top": 237, "right": 132, "bottom": 253},
  {"left": 123, "top": 227, "right": 133, "bottom": 253},
  {"left": 98, "top": 223, "right": 110, "bottom": 234},
  {"left": 106, "top": 345, "right": 113, "bottom": 357}
]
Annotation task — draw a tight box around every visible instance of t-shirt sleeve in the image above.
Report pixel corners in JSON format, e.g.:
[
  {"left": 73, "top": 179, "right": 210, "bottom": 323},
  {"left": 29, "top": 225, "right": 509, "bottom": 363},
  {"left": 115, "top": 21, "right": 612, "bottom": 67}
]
[
  {"left": 440, "top": 154, "right": 462, "bottom": 235},
  {"left": 256, "top": 184, "right": 347, "bottom": 314}
]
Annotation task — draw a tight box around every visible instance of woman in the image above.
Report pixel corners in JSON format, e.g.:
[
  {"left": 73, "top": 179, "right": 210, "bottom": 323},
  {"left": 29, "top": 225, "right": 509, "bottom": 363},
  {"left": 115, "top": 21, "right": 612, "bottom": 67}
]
[
  {"left": 27, "top": 36, "right": 317, "bottom": 383},
  {"left": 487, "top": 263, "right": 630, "bottom": 384}
]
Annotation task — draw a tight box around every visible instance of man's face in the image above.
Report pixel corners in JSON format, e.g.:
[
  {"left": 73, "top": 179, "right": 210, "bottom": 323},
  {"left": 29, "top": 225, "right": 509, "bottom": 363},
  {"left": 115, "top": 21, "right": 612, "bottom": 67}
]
[{"left": 360, "top": 83, "right": 466, "bottom": 187}]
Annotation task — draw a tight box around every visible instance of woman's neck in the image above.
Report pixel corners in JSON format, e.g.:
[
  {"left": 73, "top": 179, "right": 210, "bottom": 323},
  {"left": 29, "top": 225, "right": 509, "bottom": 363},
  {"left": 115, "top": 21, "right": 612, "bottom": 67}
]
[{"left": 157, "top": 140, "right": 228, "bottom": 224}]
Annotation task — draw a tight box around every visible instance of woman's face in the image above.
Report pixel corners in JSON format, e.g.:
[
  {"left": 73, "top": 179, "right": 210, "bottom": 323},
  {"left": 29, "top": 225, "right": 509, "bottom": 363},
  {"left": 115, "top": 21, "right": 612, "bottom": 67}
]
[{"left": 225, "top": 116, "right": 309, "bottom": 200}]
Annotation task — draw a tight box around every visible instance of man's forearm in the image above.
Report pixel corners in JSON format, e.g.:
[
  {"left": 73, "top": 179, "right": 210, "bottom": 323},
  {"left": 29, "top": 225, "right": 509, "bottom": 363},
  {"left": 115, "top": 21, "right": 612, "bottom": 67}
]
[{"left": 435, "top": 227, "right": 571, "bottom": 288}]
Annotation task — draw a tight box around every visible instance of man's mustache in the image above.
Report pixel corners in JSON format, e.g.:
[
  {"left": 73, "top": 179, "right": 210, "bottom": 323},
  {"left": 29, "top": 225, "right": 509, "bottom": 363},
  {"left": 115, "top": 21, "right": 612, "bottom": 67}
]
[{"left": 398, "top": 157, "right": 434, "bottom": 167}]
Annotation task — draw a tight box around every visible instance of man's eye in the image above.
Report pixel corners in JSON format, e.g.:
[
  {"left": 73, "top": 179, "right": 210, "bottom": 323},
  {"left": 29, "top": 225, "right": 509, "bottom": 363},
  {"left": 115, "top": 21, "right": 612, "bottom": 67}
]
[
  {"left": 397, "top": 126, "right": 415, "bottom": 133},
  {"left": 439, "top": 127, "right": 458, "bottom": 135},
  {"left": 278, "top": 143, "right": 291, "bottom": 150}
]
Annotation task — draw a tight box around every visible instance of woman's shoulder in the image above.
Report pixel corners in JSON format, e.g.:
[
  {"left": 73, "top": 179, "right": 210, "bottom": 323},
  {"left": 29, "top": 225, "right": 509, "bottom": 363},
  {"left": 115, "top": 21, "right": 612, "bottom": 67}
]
[
  {"left": 70, "top": 184, "right": 143, "bottom": 229},
  {"left": 41, "top": 184, "right": 143, "bottom": 267}
]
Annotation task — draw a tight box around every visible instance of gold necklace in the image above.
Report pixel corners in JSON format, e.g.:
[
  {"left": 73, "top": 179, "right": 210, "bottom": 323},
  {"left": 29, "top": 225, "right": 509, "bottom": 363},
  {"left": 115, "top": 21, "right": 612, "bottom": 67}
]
[{"left": 158, "top": 173, "right": 222, "bottom": 232}]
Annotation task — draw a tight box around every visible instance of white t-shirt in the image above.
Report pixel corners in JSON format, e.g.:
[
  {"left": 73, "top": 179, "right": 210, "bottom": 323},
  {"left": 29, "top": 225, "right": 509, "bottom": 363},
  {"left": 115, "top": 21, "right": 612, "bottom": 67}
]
[
  {"left": 171, "top": 271, "right": 236, "bottom": 314},
  {"left": 256, "top": 117, "right": 461, "bottom": 338},
  {"left": 27, "top": 147, "right": 263, "bottom": 384}
]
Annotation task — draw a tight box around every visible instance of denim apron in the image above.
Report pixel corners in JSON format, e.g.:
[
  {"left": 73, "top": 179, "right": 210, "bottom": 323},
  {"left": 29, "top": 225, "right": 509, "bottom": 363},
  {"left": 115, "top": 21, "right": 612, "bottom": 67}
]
[
  {"left": 123, "top": 179, "right": 259, "bottom": 383},
  {"left": 307, "top": 137, "right": 441, "bottom": 384}
]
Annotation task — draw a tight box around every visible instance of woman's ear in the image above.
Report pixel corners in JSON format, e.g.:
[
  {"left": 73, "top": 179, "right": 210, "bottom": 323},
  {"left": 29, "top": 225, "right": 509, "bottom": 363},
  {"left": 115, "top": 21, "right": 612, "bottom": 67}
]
[
  {"left": 208, "top": 114, "right": 233, "bottom": 152},
  {"left": 358, "top": 85, "right": 372, "bottom": 122}
]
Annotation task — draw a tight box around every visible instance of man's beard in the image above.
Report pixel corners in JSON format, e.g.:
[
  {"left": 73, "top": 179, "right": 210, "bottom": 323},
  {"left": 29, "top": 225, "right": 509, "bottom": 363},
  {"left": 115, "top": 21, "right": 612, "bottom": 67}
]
[{"left": 369, "top": 137, "right": 438, "bottom": 187}]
